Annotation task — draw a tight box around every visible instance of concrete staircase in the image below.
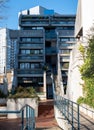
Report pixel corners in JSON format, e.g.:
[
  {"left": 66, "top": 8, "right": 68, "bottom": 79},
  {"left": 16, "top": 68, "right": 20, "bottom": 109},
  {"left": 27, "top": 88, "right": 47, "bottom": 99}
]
[
  {"left": 38, "top": 100, "right": 54, "bottom": 119},
  {"left": 0, "top": 104, "right": 7, "bottom": 119},
  {"left": 36, "top": 100, "right": 62, "bottom": 130}
]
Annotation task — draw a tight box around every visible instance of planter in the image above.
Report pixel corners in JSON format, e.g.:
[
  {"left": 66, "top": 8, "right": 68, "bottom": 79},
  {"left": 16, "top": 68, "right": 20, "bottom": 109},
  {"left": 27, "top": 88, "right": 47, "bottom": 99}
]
[{"left": 7, "top": 98, "right": 38, "bottom": 119}]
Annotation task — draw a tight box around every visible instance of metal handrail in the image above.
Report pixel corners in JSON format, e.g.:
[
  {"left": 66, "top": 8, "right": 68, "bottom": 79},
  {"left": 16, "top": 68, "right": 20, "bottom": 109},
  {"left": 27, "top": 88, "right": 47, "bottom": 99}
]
[
  {"left": 80, "top": 104, "right": 94, "bottom": 114},
  {"left": 0, "top": 104, "right": 35, "bottom": 130},
  {"left": 54, "top": 94, "right": 80, "bottom": 130}
]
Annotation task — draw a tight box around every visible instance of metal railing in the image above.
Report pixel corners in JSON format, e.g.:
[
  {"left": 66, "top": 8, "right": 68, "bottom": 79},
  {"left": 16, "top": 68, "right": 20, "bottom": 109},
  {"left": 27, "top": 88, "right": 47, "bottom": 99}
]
[
  {"left": 0, "top": 104, "right": 35, "bottom": 130},
  {"left": 54, "top": 94, "right": 80, "bottom": 130}
]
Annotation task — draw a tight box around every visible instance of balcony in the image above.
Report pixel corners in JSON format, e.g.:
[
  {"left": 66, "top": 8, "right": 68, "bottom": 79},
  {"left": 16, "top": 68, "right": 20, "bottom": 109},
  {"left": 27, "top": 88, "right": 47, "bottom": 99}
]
[
  {"left": 45, "top": 47, "right": 57, "bottom": 55},
  {"left": 58, "top": 30, "right": 74, "bottom": 37},
  {"left": 19, "top": 30, "right": 44, "bottom": 37},
  {"left": 17, "top": 69, "right": 43, "bottom": 77},
  {"left": 45, "top": 34, "right": 57, "bottom": 40},
  {"left": 18, "top": 55, "right": 44, "bottom": 62},
  {"left": 20, "top": 21, "right": 49, "bottom": 27},
  {"left": 19, "top": 44, "right": 44, "bottom": 49},
  {"left": 59, "top": 43, "right": 75, "bottom": 49}
]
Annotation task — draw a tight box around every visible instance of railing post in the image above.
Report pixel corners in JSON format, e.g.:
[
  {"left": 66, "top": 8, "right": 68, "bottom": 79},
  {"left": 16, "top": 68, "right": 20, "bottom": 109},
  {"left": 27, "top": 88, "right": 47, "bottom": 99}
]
[
  {"left": 67, "top": 100, "right": 69, "bottom": 123},
  {"left": 71, "top": 101, "right": 73, "bottom": 130},
  {"left": 77, "top": 104, "right": 80, "bottom": 130},
  {"left": 21, "top": 110, "right": 24, "bottom": 130},
  {"left": 26, "top": 105, "right": 28, "bottom": 129}
]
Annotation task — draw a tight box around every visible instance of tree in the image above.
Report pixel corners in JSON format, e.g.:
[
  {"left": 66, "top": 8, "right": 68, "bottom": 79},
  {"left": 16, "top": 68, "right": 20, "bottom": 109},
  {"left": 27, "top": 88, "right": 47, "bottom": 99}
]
[
  {"left": 0, "top": 0, "right": 8, "bottom": 19},
  {"left": 78, "top": 27, "right": 94, "bottom": 108}
]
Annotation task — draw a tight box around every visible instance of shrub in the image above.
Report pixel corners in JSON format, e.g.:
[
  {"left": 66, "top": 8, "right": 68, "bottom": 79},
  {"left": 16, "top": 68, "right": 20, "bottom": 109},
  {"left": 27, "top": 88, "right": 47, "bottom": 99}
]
[
  {"left": 9, "top": 86, "right": 39, "bottom": 99},
  {"left": 77, "top": 96, "right": 85, "bottom": 104}
]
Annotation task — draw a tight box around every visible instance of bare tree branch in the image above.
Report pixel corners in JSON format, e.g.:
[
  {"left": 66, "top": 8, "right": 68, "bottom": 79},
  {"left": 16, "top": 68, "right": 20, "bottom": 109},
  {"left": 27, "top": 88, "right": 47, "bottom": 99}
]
[{"left": 0, "top": 0, "right": 9, "bottom": 20}]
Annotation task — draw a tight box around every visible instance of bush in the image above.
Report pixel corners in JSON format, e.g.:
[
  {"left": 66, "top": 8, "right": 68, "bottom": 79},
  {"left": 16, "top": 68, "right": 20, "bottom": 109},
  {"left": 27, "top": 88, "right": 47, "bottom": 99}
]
[
  {"left": 77, "top": 96, "right": 85, "bottom": 104},
  {"left": 9, "top": 86, "right": 39, "bottom": 99}
]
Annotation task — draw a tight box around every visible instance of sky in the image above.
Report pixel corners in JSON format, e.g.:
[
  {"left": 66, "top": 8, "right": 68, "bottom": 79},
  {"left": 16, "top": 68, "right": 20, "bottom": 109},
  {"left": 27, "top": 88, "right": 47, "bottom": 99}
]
[{"left": 0, "top": 0, "right": 78, "bottom": 29}]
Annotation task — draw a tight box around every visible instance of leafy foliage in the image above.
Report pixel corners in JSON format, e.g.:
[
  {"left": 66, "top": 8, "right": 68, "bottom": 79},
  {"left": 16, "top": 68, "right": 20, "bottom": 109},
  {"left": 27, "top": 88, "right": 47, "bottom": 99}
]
[
  {"left": 9, "top": 86, "right": 39, "bottom": 99},
  {"left": 78, "top": 44, "right": 85, "bottom": 61},
  {"left": 78, "top": 32, "right": 94, "bottom": 108}
]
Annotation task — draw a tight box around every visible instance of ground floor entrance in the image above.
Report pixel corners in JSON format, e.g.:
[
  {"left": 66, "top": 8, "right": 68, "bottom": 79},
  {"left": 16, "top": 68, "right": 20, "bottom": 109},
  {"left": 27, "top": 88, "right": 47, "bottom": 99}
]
[{"left": 47, "top": 85, "right": 53, "bottom": 99}]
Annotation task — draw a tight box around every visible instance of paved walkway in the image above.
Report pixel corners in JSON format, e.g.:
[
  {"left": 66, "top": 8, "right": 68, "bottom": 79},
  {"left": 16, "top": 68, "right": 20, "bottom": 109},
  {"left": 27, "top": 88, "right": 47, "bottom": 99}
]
[
  {"left": 79, "top": 111, "right": 94, "bottom": 130},
  {"left": 0, "top": 118, "right": 21, "bottom": 130}
]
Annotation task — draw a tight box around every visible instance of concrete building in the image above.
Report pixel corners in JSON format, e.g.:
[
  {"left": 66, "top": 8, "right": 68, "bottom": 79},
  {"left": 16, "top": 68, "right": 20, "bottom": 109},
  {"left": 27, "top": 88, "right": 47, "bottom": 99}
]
[
  {"left": 0, "top": 28, "right": 18, "bottom": 74},
  {"left": 67, "top": 0, "right": 94, "bottom": 102},
  {"left": 17, "top": 6, "right": 76, "bottom": 99},
  {"left": 0, "top": 28, "right": 18, "bottom": 91}
]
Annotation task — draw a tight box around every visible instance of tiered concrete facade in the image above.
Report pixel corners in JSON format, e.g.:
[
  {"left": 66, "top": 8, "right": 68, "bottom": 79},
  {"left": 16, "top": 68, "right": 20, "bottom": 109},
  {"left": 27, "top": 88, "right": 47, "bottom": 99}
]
[{"left": 17, "top": 6, "right": 76, "bottom": 99}]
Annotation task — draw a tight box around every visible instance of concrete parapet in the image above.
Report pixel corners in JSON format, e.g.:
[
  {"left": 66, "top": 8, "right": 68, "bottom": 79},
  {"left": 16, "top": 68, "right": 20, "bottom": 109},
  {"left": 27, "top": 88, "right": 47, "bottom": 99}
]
[{"left": 54, "top": 105, "right": 72, "bottom": 130}]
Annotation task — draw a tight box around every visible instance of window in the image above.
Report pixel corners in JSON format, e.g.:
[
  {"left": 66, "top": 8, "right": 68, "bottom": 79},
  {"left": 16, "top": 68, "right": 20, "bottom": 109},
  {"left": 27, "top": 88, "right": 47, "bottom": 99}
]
[
  {"left": 21, "top": 50, "right": 25, "bottom": 54},
  {"left": 24, "top": 63, "right": 30, "bottom": 69},
  {"left": 20, "top": 63, "right": 24, "bottom": 69},
  {"left": 31, "top": 64, "right": 34, "bottom": 69},
  {"left": 26, "top": 50, "right": 30, "bottom": 54}
]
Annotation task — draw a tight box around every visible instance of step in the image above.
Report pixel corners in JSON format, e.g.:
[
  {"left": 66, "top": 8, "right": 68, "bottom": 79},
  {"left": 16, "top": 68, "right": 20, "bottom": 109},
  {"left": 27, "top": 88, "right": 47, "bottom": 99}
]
[
  {"left": 0, "top": 106, "right": 7, "bottom": 119},
  {"left": 38, "top": 100, "right": 54, "bottom": 119}
]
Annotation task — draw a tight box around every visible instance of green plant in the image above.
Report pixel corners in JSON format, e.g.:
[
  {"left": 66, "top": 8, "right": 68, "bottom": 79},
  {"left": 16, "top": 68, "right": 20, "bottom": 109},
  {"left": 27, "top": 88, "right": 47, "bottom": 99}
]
[
  {"left": 77, "top": 96, "right": 85, "bottom": 104},
  {"left": 9, "top": 86, "right": 39, "bottom": 99},
  {"left": 78, "top": 30, "right": 94, "bottom": 108},
  {"left": 78, "top": 44, "right": 85, "bottom": 61}
]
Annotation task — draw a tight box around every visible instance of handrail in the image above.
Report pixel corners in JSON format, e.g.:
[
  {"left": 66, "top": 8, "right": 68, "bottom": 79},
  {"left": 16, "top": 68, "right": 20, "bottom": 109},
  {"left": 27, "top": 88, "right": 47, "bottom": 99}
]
[
  {"left": 80, "top": 104, "right": 94, "bottom": 114},
  {"left": 20, "top": 104, "right": 34, "bottom": 111},
  {"left": 0, "top": 104, "right": 34, "bottom": 113},
  {"left": 54, "top": 94, "right": 80, "bottom": 130},
  {"left": 0, "top": 104, "right": 35, "bottom": 130}
]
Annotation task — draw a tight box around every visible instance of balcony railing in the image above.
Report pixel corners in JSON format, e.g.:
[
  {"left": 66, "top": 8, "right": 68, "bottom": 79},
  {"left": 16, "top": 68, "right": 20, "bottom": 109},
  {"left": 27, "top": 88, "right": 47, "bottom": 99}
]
[
  {"left": 17, "top": 69, "right": 43, "bottom": 75},
  {"left": 19, "top": 44, "right": 44, "bottom": 48},
  {"left": 45, "top": 47, "right": 57, "bottom": 55},
  {"left": 18, "top": 56, "right": 44, "bottom": 61}
]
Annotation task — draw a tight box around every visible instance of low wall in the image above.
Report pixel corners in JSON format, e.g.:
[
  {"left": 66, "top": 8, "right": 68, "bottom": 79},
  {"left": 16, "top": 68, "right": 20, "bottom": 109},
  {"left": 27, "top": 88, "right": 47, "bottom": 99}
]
[
  {"left": 54, "top": 105, "right": 72, "bottom": 130},
  {"left": 80, "top": 104, "right": 94, "bottom": 119},
  {"left": 7, "top": 98, "right": 38, "bottom": 119}
]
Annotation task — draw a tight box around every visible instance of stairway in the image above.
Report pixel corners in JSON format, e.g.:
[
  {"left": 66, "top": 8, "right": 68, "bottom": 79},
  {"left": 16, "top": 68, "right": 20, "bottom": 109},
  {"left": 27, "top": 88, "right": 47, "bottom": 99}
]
[
  {"left": 36, "top": 100, "right": 62, "bottom": 130},
  {"left": 38, "top": 100, "right": 54, "bottom": 119},
  {"left": 0, "top": 104, "right": 7, "bottom": 119}
]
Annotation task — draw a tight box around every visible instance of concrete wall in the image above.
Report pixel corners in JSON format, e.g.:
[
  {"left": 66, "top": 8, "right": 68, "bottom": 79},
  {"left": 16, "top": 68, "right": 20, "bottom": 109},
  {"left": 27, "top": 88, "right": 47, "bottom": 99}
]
[
  {"left": 75, "top": 0, "right": 94, "bottom": 38},
  {"left": 80, "top": 104, "right": 94, "bottom": 120},
  {"left": 7, "top": 98, "right": 38, "bottom": 119},
  {"left": 54, "top": 105, "right": 72, "bottom": 130},
  {"left": 67, "top": 0, "right": 94, "bottom": 103},
  {"left": 67, "top": 43, "right": 83, "bottom": 102}
]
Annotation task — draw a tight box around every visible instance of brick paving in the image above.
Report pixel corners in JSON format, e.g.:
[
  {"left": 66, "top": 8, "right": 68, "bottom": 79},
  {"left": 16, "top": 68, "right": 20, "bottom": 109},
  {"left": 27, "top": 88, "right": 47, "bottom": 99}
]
[{"left": 0, "top": 118, "right": 21, "bottom": 130}]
